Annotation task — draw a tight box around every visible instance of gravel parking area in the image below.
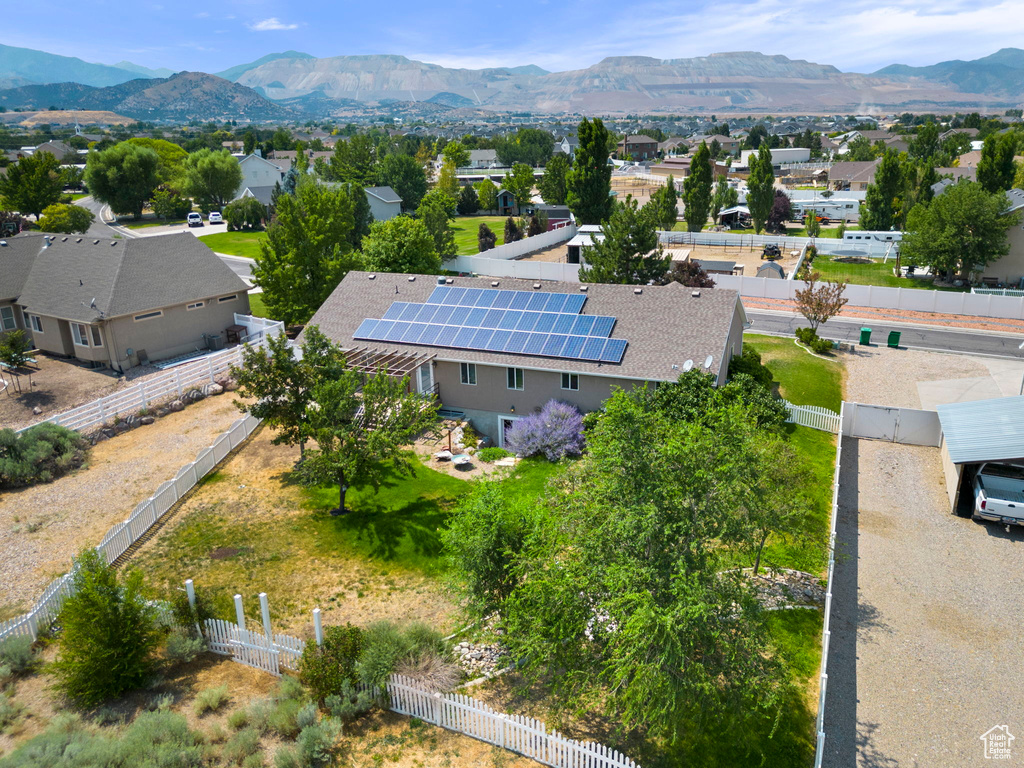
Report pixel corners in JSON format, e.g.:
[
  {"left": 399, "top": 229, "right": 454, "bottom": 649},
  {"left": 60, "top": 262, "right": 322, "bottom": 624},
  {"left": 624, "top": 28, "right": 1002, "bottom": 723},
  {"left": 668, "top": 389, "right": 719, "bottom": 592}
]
[
  {"left": 0, "top": 394, "right": 245, "bottom": 618},
  {"left": 823, "top": 439, "right": 1024, "bottom": 767}
]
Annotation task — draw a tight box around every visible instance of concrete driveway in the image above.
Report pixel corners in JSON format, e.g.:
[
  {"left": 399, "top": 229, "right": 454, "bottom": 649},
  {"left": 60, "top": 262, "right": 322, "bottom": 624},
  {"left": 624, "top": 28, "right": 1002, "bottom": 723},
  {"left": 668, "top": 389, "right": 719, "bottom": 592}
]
[{"left": 823, "top": 439, "right": 1024, "bottom": 767}]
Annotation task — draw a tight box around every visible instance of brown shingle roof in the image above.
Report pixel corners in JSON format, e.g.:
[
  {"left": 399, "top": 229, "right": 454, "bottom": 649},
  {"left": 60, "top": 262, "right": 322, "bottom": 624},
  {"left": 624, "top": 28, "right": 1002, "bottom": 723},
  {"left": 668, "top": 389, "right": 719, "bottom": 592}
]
[{"left": 303, "top": 272, "right": 742, "bottom": 382}]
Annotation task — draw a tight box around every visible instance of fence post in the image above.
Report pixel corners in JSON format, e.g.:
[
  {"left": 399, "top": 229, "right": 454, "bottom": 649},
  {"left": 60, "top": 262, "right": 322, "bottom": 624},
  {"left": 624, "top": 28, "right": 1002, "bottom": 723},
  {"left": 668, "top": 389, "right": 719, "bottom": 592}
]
[
  {"left": 234, "top": 594, "right": 246, "bottom": 630},
  {"left": 176, "top": 368, "right": 183, "bottom": 397},
  {"left": 313, "top": 608, "right": 324, "bottom": 646},
  {"left": 259, "top": 593, "right": 273, "bottom": 639},
  {"left": 208, "top": 357, "right": 216, "bottom": 383},
  {"left": 140, "top": 381, "right": 148, "bottom": 409},
  {"left": 499, "top": 713, "right": 507, "bottom": 749},
  {"left": 432, "top": 692, "right": 443, "bottom": 726},
  {"left": 185, "top": 579, "right": 196, "bottom": 610}
]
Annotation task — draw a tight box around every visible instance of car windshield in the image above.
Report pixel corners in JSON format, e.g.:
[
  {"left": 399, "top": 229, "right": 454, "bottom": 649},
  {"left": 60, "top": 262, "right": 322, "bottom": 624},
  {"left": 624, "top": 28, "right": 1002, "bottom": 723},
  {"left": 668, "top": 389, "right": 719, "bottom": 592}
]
[{"left": 981, "top": 464, "right": 1024, "bottom": 481}]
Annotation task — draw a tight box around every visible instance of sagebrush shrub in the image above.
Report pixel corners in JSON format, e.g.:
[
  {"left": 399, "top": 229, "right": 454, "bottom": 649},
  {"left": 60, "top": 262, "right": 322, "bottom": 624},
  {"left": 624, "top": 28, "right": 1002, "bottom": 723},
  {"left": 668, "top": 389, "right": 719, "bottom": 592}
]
[
  {"left": 357, "top": 621, "right": 449, "bottom": 690},
  {"left": 268, "top": 699, "right": 302, "bottom": 739},
  {"left": 0, "top": 636, "right": 35, "bottom": 675},
  {"left": 221, "top": 727, "right": 261, "bottom": 765},
  {"left": 194, "top": 684, "right": 230, "bottom": 716},
  {"left": 227, "top": 708, "right": 250, "bottom": 730},
  {"left": 0, "top": 694, "right": 23, "bottom": 731},
  {"left": 165, "top": 629, "right": 206, "bottom": 664},
  {"left": 0, "top": 422, "right": 88, "bottom": 489},
  {"left": 504, "top": 400, "right": 585, "bottom": 461},
  {"left": 296, "top": 718, "right": 343, "bottom": 768},
  {"left": 51, "top": 550, "right": 161, "bottom": 707},
  {"left": 296, "top": 702, "right": 319, "bottom": 731}
]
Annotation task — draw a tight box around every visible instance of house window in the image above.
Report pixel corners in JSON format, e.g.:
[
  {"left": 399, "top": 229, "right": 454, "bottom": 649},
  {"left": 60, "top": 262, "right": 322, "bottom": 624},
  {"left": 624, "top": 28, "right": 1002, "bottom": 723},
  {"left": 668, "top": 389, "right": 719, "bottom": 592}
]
[
  {"left": 561, "top": 372, "right": 579, "bottom": 391},
  {"left": 460, "top": 362, "right": 477, "bottom": 385},
  {"left": 134, "top": 310, "right": 163, "bottom": 321},
  {"left": 71, "top": 323, "right": 89, "bottom": 346},
  {"left": 26, "top": 314, "right": 43, "bottom": 333},
  {"left": 507, "top": 367, "right": 524, "bottom": 391},
  {"left": 187, "top": 301, "right": 204, "bottom": 310},
  {"left": 0, "top": 306, "right": 14, "bottom": 331},
  {"left": 90, "top": 326, "right": 103, "bottom": 347},
  {"left": 218, "top": 294, "right": 238, "bottom": 303}
]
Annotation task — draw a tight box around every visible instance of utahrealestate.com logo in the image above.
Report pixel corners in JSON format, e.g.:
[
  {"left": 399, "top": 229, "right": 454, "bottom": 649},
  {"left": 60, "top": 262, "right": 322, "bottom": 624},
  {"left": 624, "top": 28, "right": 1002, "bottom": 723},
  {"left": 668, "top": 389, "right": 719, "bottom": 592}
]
[{"left": 981, "top": 725, "right": 1015, "bottom": 760}]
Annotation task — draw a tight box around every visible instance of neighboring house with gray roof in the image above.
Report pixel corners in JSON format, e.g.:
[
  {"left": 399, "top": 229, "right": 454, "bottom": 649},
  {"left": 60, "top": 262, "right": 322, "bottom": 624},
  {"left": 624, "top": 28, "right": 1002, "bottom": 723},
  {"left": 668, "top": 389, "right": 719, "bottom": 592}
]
[
  {"left": 238, "top": 153, "right": 286, "bottom": 193},
  {"left": 1, "top": 233, "right": 249, "bottom": 371},
  {"left": 971, "top": 188, "right": 1024, "bottom": 286},
  {"left": 364, "top": 186, "right": 402, "bottom": 221},
  {"left": 303, "top": 271, "right": 746, "bottom": 446}
]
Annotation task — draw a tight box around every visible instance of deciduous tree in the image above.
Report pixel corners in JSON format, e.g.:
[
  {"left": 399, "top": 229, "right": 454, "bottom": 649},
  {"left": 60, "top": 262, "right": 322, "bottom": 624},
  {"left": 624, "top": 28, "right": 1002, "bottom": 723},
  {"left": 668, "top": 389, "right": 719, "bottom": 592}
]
[
  {"left": 179, "top": 148, "right": 243, "bottom": 210},
  {"left": 457, "top": 184, "right": 480, "bottom": 215},
  {"left": 794, "top": 271, "right": 848, "bottom": 331},
  {"left": 84, "top": 142, "right": 160, "bottom": 219},
  {"left": 476, "top": 179, "right": 498, "bottom": 212},
  {"left": 977, "top": 133, "right": 1017, "bottom": 194},
  {"left": 494, "top": 128, "right": 555, "bottom": 167},
  {"left": 656, "top": 259, "right": 715, "bottom": 288},
  {"left": 442, "top": 140, "right": 470, "bottom": 170},
  {"left": 126, "top": 137, "right": 188, "bottom": 185},
  {"left": 684, "top": 143, "right": 713, "bottom": 232},
  {"left": 252, "top": 178, "right": 361, "bottom": 326},
  {"left": 538, "top": 153, "right": 569, "bottom": 204},
  {"left": 579, "top": 197, "right": 669, "bottom": 284},
  {"left": 746, "top": 143, "right": 775, "bottom": 234},
  {"left": 710, "top": 176, "right": 738, "bottom": 222},
  {"left": 503, "top": 163, "right": 535, "bottom": 210},
  {"left": 37, "top": 203, "right": 94, "bottom": 234},
  {"left": 417, "top": 189, "right": 457, "bottom": 259},
  {"left": 375, "top": 153, "right": 427, "bottom": 212},
  {"left": 643, "top": 174, "right": 679, "bottom": 231},
  {"left": 361, "top": 216, "right": 440, "bottom": 274},
  {"left": 765, "top": 189, "right": 792, "bottom": 234},
  {"left": 861, "top": 150, "right": 904, "bottom": 231},
  {"left": 0, "top": 151, "right": 64, "bottom": 218},
  {"left": 566, "top": 117, "right": 613, "bottom": 225}
]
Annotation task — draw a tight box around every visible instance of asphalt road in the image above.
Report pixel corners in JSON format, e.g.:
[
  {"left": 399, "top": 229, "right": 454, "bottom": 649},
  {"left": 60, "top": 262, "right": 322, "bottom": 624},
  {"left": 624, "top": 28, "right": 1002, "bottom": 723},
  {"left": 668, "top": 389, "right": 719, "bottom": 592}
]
[{"left": 747, "top": 309, "right": 1024, "bottom": 359}]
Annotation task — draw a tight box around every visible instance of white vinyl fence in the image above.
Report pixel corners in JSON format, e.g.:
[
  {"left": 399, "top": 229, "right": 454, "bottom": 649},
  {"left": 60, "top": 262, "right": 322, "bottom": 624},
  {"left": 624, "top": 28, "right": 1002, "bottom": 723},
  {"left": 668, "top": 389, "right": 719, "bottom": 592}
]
[
  {"left": 715, "top": 273, "right": 1024, "bottom": 321},
  {"left": 0, "top": 414, "right": 262, "bottom": 644},
  {"left": 784, "top": 401, "right": 842, "bottom": 434},
  {"left": 448, "top": 255, "right": 583, "bottom": 283},
  {"left": 657, "top": 230, "right": 896, "bottom": 258},
  {"left": 15, "top": 314, "right": 284, "bottom": 435},
  {"left": 445, "top": 223, "right": 577, "bottom": 271},
  {"left": 841, "top": 402, "right": 942, "bottom": 446},
  {"left": 200, "top": 589, "right": 641, "bottom": 768}
]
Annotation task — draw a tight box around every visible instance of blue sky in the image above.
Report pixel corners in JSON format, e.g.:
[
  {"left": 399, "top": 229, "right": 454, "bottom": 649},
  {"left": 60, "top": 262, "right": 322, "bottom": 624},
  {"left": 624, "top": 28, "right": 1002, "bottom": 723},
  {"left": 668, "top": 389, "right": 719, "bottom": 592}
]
[{"left": 4, "top": 0, "right": 1023, "bottom": 74}]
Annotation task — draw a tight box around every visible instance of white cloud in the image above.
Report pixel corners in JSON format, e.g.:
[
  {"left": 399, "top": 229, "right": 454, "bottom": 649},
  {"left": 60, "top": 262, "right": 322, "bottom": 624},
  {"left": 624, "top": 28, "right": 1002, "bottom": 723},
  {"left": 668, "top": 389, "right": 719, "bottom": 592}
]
[{"left": 248, "top": 17, "right": 299, "bottom": 31}]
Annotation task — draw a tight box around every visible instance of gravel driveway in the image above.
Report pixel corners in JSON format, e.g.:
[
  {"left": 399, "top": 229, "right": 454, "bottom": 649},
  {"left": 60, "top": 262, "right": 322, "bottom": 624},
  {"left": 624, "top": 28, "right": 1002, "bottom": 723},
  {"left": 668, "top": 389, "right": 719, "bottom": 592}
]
[
  {"left": 823, "top": 439, "right": 1024, "bottom": 767},
  {"left": 0, "top": 395, "right": 244, "bottom": 617}
]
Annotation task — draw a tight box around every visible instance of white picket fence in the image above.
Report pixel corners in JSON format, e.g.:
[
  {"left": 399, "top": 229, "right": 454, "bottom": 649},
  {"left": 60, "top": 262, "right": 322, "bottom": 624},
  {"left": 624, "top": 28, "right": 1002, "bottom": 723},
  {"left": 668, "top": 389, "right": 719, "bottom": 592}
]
[
  {"left": 198, "top": 589, "right": 641, "bottom": 768},
  {"left": 0, "top": 414, "right": 262, "bottom": 644},
  {"left": 784, "top": 400, "right": 842, "bottom": 434},
  {"left": 15, "top": 314, "right": 284, "bottom": 435}
]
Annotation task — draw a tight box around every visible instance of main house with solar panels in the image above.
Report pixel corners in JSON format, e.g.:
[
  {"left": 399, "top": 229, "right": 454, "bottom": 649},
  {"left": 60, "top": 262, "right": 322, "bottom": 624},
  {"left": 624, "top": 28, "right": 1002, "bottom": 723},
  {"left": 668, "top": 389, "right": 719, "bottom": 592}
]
[{"left": 305, "top": 272, "right": 747, "bottom": 447}]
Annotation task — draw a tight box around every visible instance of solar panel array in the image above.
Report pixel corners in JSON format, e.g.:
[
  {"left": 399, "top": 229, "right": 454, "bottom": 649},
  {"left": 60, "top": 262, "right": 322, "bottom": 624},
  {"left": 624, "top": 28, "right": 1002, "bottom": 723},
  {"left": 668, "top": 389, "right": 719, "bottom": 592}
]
[{"left": 354, "top": 286, "right": 629, "bottom": 364}]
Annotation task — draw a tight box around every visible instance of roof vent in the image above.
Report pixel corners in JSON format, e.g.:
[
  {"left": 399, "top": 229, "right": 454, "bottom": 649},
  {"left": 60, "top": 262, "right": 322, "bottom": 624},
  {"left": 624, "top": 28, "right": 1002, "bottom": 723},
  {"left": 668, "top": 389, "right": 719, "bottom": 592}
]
[
  {"left": 445, "top": 277, "right": 454, "bottom": 284},
  {"left": 0, "top": 240, "right": 6, "bottom": 247},
  {"left": 76, "top": 238, "right": 82, "bottom": 243},
  {"left": 61, "top": 236, "right": 68, "bottom": 242},
  {"left": 579, "top": 285, "right": 588, "bottom": 292},
  {"left": 691, "top": 290, "right": 701, "bottom": 298},
  {"left": 491, "top": 281, "right": 499, "bottom": 287},
  {"left": 436, "top": 276, "right": 446, "bottom": 285},
  {"left": 533, "top": 283, "right": 541, "bottom": 289},
  {"left": 110, "top": 241, "right": 117, "bottom": 246},
  {"left": 633, "top": 287, "right": 643, "bottom": 295},
  {"left": 704, "top": 355, "right": 713, "bottom": 369},
  {"left": 368, "top": 273, "right": 376, "bottom": 279},
  {"left": 407, "top": 275, "right": 416, "bottom": 282},
  {"left": 93, "top": 239, "right": 99, "bottom": 245}
]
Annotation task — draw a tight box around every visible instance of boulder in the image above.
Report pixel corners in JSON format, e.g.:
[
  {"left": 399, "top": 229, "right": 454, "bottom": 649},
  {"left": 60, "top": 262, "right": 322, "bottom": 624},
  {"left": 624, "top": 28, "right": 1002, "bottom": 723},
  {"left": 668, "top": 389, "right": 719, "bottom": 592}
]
[
  {"left": 168, "top": 400, "right": 185, "bottom": 412},
  {"left": 113, "top": 421, "right": 130, "bottom": 434},
  {"left": 203, "top": 382, "right": 224, "bottom": 396},
  {"left": 140, "top": 416, "right": 156, "bottom": 425},
  {"left": 32, "top": 406, "right": 42, "bottom": 415}
]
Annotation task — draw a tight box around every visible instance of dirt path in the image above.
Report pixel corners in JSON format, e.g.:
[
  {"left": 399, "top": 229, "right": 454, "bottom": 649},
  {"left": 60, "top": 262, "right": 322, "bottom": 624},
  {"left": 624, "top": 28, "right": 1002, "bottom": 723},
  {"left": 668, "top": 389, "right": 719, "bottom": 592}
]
[{"left": 0, "top": 394, "right": 246, "bottom": 618}]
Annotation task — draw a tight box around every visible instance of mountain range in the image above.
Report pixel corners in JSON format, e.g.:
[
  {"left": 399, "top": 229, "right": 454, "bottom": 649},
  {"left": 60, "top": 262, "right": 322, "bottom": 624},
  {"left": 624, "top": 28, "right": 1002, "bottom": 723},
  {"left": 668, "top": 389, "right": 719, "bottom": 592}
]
[{"left": 0, "top": 44, "right": 1022, "bottom": 120}]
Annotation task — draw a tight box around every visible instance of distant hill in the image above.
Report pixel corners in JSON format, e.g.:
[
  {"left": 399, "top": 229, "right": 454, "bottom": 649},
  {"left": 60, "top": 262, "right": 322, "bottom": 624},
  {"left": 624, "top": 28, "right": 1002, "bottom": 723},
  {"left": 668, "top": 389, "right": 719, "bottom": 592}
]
[
  {"left": 114, "top": 61, "right": 177, "bottom": 79},
  {"left": 0, "top": 72, "right": 292, "bottom": 121},
  {"left": 216, "top": 51, "right": 314, "bottom": 83},
  {"left": 875, "top": 48, "right": 1024, "bottom": 98},
  {"left": 0, "top": 43, "right": 152, "bottom": 87}
]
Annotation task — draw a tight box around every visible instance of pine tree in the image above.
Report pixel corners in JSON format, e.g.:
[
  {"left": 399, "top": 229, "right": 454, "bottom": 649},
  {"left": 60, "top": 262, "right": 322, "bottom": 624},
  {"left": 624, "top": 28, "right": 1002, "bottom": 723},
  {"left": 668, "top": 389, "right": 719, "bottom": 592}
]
[
  {"left": 580, "top": 197, "right": 670, "bottom": 284},
  {"left": 746, "top": 144, "right": 775, "bottom": 234},
  {"left": 566, "top": 118, "right": 613, "bottom": 225}
]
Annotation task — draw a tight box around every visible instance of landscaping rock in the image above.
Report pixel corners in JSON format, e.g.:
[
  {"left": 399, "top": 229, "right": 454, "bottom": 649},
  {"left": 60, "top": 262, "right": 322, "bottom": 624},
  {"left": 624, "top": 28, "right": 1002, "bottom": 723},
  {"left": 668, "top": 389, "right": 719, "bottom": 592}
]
[
  {"left": 217, "top": 377, "right": 239, "bottom": 392},
  {"left": 32, "top": 406, "right": 42, "bottom": 415},
  {"left": 113, "top": 422, "right": 130, "bottom": 434},
  {"left": 101, "top": 428, "right": 116, "bottom": 438},
  {"left": 140, "top": 416, "right": 156, "bottom": 425},
  {"left": 183, "top": 389, "right": 206, "bottom": 403},
  {"left": 203, "top": 383, "right": 224, "bottom": 396},
  {"left": 123, "top": 415, "right": 139, "bottom": 429},
  {"left": 168, "top": 400, "right": 185, "bottom": 412},
  {"left": 90, "top": 433, "right": 108, "bottom": 444}
]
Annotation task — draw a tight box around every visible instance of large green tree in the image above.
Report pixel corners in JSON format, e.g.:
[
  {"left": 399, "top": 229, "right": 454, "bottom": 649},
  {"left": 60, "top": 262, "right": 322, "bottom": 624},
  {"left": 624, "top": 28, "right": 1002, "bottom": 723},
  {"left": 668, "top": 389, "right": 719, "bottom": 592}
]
[
  {"left": 360, "top": 215, "right": 441, "bottom": 274},
  {"left": 375, "top": 153, "right": 427, "bottom": 212},
  {"left": 476, "top": 178, "right": 498, "bottom": 212},
  {"left": 231, "top": 326, "right": 345, "bottom": 458},
  {"left": 0, "top": 151, "right": 64, "bottom": 218},
  {"left": 683, "top": 142, "right": 713, "bottom": 232},
  {"left": 126, "top": 137, "right": 188, "bottom": 185},
  {"left": 710, "top": 176, "right": 739, "bottom": 221},
  {"left": 442, "top": 140, "right": 470, "bottom": 170},
  {"left": 746, "top": 144, "right": 775, "bottom": 234},
  {"left": 977, "top": 133, "right": 1017, "bottom": 194},
  {"left": 503, "top": 162, "right": 535, "bottom": 209},
  {"left": 566, "top": 117, "right": 613, "bottom": 225},
  {"left": 538, "top": 153, "right": 570, "bottom": 204},
  {"left": 908, "top": 121, "right": 939, "bottom": 162},
  {"left": 861, "top": 150, "right": 904, "bottom": 231},
  {"left": 643, "top": 175, "right": 679, "bottom": 231},
  {"left": 298, "top": 365, "right": 439, "bottom": 514},
  {"left": 494, "top": 128, "right": 555, "bottom": 167},
  {"left": 902, "top": 181, "right": 1020, "bottom": 278},
  {"left": 85, "top": 142, "right": 160, "bottom": 219},
  {"left": 37, "top": 203, "right": 94, "bottom": 234},
  {"left": 179, "top": 148, "right": 243, "bottom": 210},
  {"left": 252, "top": 178, "right": 362, "bottom": 325},
  {"left": 580, "top": 197, "right": 669, "bottom": 284},
  {"left": 329, "top": 134, "right": 376, "bottom": 185},
  {"left": 417, "top": 189, "right": 457, "bottom": 260}
]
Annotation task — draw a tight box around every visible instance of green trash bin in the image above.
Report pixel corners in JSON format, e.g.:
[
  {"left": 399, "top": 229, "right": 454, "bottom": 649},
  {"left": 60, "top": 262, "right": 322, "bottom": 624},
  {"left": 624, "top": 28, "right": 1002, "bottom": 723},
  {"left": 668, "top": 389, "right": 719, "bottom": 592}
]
[
  {"left": 859, "top": 327, "right": 872, "bottom": 346},
  {"left": 887, "top": 330, "right": 901, "bottom": 348}
]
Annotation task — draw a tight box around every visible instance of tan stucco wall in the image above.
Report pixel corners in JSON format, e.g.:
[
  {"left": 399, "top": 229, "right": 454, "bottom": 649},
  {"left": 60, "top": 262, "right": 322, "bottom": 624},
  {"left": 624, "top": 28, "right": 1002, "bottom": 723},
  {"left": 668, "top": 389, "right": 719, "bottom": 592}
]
[
  {"left": 979, "top": 221, "right": 1024, "bottom": 285},
  {"left": 21, "top": 312, "right": 69, "bottom": 356}
]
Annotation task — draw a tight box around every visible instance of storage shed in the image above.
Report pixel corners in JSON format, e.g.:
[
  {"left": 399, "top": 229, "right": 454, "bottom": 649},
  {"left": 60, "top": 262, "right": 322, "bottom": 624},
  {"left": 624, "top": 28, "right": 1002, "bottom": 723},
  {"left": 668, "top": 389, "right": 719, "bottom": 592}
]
[{"left": 936, "top": 396, "right": 1024, "bottom": 514}]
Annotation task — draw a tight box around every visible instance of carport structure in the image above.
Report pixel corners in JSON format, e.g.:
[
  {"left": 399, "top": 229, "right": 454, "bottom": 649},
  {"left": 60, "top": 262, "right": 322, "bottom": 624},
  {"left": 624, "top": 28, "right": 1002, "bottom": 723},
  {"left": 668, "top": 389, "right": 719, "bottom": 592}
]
[{"left": 936, "top": 395, "right": 1024, "bottom": 514}]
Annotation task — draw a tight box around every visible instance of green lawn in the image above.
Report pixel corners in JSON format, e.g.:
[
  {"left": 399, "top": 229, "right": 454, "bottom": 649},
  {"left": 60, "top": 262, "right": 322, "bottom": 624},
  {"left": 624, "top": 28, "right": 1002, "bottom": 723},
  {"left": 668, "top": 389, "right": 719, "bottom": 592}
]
[
  {"left": 809, "top": 254, "right": 963, "bottom": 291},
  {"left": 199, "top": 230, "right": 267, "bottom": 259},
  {"left": 123, "top": 218, "right": 188, "bottom": 229},
  {"left": 69, "top": 192, "right": 88, "bottom": 201},
  {"left": 452, "top": 215, "right": 509, "bottom": 255},
  {"left": 745, "top": 333, "right": 843, "bottom": 412},
  {"left": 247, "top": 292, "right": 269, "bottom": 319}
]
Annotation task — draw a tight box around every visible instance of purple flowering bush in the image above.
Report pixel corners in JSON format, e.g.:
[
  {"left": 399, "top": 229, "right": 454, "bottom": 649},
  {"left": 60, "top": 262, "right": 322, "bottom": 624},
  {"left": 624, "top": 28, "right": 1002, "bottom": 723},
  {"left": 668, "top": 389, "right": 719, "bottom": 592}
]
[{"left": 505, "top": 400, "right": 585, "bottom": 461}]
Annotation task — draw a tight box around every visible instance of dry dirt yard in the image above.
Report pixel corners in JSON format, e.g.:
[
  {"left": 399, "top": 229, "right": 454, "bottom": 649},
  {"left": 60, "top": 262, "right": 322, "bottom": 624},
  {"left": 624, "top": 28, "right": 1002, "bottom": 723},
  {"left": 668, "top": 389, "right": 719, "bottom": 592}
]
[
  {"left": 0, "top": 355, "right": 122, "bottom": 431},
  {"left": 0, "top": 394, "right": 246, "bottom": 619}
]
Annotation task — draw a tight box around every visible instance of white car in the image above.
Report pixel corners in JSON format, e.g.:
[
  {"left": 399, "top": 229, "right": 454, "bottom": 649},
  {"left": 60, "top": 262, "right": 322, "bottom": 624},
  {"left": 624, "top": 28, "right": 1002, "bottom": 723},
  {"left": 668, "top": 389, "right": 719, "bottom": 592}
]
[
  {"left": 186, "top": 212, "right": 203, "bottom": 227},
  {"left": 208, "top": 211, "right": 223, "bottom": 224},
  {"left": 973, "top": 462, "right": 1024, "bottom": 526}
]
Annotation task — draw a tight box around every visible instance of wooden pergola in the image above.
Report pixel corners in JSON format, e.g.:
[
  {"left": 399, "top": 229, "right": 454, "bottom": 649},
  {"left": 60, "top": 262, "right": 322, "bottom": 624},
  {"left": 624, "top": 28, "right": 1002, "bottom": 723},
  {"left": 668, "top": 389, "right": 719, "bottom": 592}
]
[{"left": 343, "top": 347, "right": 436, "bottom": 378}]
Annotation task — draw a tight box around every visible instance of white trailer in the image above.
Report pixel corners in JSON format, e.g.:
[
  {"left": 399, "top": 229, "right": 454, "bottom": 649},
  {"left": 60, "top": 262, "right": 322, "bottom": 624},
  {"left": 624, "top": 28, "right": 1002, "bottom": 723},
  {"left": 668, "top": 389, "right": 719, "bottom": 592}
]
[{"left": 788, "top": 198, "right": 861, "bottom": 222}]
